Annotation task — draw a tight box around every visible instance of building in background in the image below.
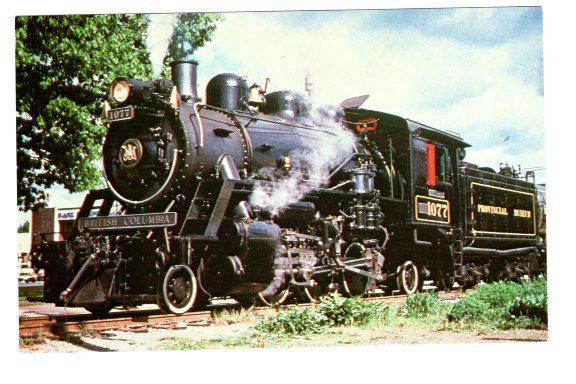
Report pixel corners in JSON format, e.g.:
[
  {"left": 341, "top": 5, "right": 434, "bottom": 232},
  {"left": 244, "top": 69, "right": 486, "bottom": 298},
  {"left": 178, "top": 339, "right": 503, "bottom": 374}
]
[
  {"left": 17, "top": 205, "right": 105, "bottom": 265},
  {"left": 30, "top": 206, "right": 103, "bottom": 247},
  {"left": 17, "top": 232, "right": 31, "bottom": 264}
]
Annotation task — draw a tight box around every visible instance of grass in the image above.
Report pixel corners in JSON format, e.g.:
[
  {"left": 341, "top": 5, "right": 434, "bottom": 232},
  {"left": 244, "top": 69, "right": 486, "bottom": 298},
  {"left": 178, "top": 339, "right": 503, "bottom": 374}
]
[
  {"left": 211, "top": 305, "right": 260, "bottom": 325},
  {"left": 161, "top": 294, "right": 395, "bottom": 350},
  {"left": 18, "top": 279, "right": 538, "bottom": 351},
  {"left": 161, "top": 333, "right": 262, "bottom": 350},
  {"left": 18, "top": 279, "right": 547, "bottom": 351},
  {"left": 255, "top": 293, "right": 390, "bottom": 335},
  {"left": 19, "top": 333, "right": 48, "bottom": 348},
  {"left": 396, "top": 292, "right": 449, "bottom": 318}
]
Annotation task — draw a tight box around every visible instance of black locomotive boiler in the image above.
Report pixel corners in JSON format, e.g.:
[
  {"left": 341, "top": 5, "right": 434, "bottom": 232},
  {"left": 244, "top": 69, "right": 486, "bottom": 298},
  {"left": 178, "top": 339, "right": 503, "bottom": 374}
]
[{"left": 31, "top": 59, "right": 546, "bottom": 315}]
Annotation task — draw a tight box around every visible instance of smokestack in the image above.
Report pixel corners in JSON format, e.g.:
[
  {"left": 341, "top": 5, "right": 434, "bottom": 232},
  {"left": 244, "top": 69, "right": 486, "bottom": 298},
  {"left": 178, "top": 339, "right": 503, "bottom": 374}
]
[{"left": 170, "top": 59, "right": 199, "bottom": 102}]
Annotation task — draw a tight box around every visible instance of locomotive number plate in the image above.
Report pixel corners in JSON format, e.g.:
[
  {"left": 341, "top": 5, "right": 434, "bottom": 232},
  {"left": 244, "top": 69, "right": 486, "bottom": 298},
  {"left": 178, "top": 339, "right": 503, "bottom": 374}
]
[
  {"left": 107, "top": 106, "right": 134, "bottom": 122},
  {"left": 415, "top": 195, "right": 451, "bottom": 224}
]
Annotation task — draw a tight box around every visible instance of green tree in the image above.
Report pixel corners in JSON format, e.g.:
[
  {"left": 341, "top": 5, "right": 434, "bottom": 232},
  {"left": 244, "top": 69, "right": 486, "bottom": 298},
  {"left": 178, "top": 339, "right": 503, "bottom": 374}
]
[
  {"left": 17, "top": 221, "right": 30, "bottom": 233},
  {"left": 161, "top": 13, "right": 223, "bottom": 77},
  {"left": 16, "top": 13, "right": 222, "bottom": 211}
]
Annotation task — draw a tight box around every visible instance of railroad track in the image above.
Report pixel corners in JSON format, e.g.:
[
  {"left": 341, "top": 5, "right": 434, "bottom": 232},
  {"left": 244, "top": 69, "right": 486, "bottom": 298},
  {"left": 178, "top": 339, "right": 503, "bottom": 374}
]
[{"left": 19, "top": 291, "right": 461, "bottom": 338}]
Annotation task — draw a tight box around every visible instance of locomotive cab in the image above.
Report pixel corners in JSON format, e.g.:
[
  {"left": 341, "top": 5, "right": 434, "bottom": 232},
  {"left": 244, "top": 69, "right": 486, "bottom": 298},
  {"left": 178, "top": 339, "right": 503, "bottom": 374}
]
[
  {"left": 407, "top": 120, "right": 470, "bottom": 230},
  {"left": 343, "top": 107, "right": 471, "bottom": 292}
]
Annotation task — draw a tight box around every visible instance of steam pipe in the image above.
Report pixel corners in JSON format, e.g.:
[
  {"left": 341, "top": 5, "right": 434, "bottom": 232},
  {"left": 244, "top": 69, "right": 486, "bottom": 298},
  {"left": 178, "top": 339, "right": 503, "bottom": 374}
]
[
  {"left": 217, "top": 153, "right": 252, "bottom": 219},
  {"left": 233, "top": 201, "right": 252, "bottom": 220},
  {"left": 155, "top": 247, "right": 167, "bottom": 270},
  {"left": 414, "top": 229, "right": 433, "bottom": 247},
  {"left": 326, "top": 153, "right": 364, "bottom": 181},
  {"left": 217, "top": 154, "right": 241, "bottom": 180},
  {"left": 193, "top": 102, "right": 205, "bottom": 147}
]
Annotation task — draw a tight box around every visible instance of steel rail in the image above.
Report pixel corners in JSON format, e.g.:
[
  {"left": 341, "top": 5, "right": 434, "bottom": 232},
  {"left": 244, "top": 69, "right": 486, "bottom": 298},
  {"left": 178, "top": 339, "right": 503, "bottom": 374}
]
[{"left": 19, "top": 291, "right": 461, "bottom": 338}]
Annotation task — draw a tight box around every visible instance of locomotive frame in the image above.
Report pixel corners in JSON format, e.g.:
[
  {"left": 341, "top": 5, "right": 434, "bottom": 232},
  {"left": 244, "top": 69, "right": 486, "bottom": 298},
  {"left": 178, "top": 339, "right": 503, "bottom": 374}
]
[{"left": 30, "top": 59, "right": 546, "bottom": 315}]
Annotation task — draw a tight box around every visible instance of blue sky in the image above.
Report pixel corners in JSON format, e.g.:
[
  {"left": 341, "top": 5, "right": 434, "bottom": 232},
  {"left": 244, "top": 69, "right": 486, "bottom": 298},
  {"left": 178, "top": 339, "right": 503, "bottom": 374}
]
[
  {"left": 15, "top": 5, "right": 545, "bottom": 218},
  {"left": 193, "top": 7, "right": 544, "bottom": 178}
]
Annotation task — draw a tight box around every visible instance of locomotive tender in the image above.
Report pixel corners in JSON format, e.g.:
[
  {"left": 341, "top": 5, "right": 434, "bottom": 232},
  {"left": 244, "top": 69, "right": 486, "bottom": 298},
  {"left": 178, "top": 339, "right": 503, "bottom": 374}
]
[{"left": 31, "top": 59, "right": 546, "bottom": 315}]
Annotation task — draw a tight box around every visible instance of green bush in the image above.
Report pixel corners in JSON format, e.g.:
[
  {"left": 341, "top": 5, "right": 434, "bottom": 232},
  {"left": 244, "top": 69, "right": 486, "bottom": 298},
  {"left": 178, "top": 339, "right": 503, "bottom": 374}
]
[
  {"left": 397, "top": 292, "right": 445, "bottom": 318},
  {"left": 318, "top": 293, "right": 389, "bottom": 326},
  {"left": 473, "top": 281, "right": 525, "bottom": 308},
  {"left": 447, "top": 278, "right": 547, "bottom": 329},
  {"left": 447, "top": 296, "right": 490, "bottom": 323},
  {"left": 256, "top": 308, "right": 327, "bottom": 335},
  {"left": 256, "top": 293, "right": 389, "bottom": 335},
  {"left": 508, "top": 279, "right": 548, "bottom": 324}
]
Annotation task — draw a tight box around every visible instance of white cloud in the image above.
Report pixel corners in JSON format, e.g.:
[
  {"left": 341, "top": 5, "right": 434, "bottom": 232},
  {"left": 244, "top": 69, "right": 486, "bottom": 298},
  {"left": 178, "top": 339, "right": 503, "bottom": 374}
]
[
  {"left": 435, "top": 7, "right": 499, "bottom": 25},
  {"left": 465, "top": 145, "right": 546, "bottom": 182},
  {"left": 147, "top": 14, "right": 178, "bottom": 77},
  {"left": 193, "top": 9, "right": 544, "bottom": 181}
]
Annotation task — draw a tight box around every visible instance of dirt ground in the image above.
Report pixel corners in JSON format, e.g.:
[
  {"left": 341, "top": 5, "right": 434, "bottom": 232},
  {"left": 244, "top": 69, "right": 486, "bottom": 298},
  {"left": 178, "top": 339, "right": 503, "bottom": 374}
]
[{"left": 20, "top": 320, "right": 547, "bottom": 353}]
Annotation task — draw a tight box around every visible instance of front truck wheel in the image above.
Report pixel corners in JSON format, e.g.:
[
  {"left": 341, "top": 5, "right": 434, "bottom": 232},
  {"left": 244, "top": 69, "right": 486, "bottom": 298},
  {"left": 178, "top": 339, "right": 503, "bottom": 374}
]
[
  {"left": 158, "top": 265, "right": 198, "bottom": 315},
  {"left": 396, "top": 260, "right": 423, "bottom": 295}
]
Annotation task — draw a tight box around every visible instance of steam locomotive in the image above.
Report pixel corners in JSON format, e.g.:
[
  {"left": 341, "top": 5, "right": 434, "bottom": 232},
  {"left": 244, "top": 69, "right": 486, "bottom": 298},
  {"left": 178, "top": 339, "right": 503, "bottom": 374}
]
[{"left": 31, "top": 59, "right": 546, "bottom": 315}]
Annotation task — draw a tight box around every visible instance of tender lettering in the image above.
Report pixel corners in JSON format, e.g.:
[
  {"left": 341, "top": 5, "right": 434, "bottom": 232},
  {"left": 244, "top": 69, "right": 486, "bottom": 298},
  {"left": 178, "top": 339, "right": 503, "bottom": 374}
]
[
  {"left": 513, "top": 209, "right": 532, "bottom": 218},
  {"left": 477, "top": 204, "right": 508, "bottom": 215}
]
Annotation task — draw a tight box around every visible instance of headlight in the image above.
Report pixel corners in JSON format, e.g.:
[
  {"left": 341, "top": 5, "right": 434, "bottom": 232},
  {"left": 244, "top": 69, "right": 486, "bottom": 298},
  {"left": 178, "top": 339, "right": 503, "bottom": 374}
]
[{"left": 110, "top": 79, "right": 131, "bottom": 103}]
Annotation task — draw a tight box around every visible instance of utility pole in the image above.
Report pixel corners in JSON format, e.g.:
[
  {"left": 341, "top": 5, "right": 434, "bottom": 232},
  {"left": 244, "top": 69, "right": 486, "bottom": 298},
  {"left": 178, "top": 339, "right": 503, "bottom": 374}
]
[{"left": 305, "top": 70, "right": 314, "bottom": 102}]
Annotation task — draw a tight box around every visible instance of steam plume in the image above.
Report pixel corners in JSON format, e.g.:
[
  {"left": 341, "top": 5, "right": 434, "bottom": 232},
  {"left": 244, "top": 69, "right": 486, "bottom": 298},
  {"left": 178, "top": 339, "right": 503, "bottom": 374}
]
[
  {"left": 146, "top": 14, "right": 178, "bottom": 77},
  {"left": 249, "top": 112, "right": 356, "bottom": 216}
]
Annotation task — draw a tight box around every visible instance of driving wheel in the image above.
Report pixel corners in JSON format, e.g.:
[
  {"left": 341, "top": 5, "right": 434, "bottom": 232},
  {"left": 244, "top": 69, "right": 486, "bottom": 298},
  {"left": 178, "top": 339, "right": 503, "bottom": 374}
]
[
  {"left": 342, "top": 268, "right": 372, "bottom": 297},
  {"left": 256, "top": 278, "right": 291, "bottom": 306}
]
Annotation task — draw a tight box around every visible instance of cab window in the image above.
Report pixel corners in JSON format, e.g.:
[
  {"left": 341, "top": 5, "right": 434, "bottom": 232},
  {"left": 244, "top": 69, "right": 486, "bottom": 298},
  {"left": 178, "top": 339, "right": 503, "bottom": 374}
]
[{"left": 427, "top": 142, "right": 451, "bottom": 186}]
